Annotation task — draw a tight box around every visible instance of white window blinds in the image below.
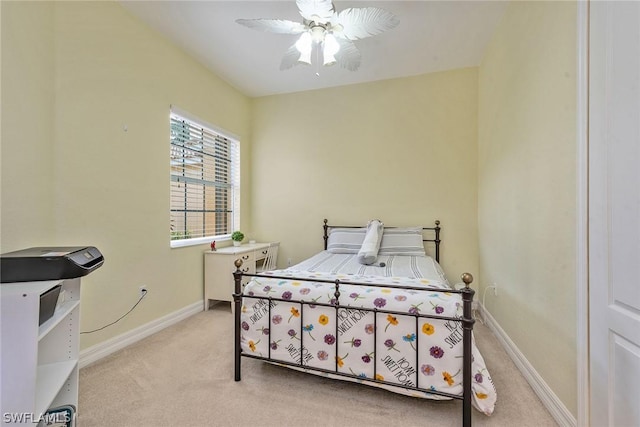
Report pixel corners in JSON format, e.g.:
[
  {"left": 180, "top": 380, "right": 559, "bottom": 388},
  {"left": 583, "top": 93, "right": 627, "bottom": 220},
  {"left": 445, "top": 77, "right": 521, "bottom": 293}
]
[{"left": 170, "top": 110, "right": 240, "bottom": 246}]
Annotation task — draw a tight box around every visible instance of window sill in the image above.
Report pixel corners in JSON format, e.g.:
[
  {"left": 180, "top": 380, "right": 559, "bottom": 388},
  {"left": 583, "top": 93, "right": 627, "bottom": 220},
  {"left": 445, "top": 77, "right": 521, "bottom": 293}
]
[{"left": 170, "top": 236, "right": 231, "bottom": 249}]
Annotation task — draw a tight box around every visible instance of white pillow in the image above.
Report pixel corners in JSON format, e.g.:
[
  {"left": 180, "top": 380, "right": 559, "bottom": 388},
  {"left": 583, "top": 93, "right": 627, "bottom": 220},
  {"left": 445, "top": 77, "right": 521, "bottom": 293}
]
[
  {"left": 378, "top": 227, "right": 426, "bottom": 256},
  {"left": 326, "top": 228, "right": 366, "bottom": 254},
  {"left": 357, "top": 220, "right": 384, "bottom": 265}
]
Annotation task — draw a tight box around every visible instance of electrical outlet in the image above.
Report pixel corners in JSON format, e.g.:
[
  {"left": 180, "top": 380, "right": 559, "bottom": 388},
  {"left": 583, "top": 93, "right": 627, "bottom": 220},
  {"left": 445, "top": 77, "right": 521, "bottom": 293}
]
[
  {"left": 287, "top": 258, "right": 292, "bottom": 267},
  {"left": 139, "top": 286, "right": 148, "bottom": 298},
  {"left": 492, "top": 283, "right": 498, "bottom": 296}
]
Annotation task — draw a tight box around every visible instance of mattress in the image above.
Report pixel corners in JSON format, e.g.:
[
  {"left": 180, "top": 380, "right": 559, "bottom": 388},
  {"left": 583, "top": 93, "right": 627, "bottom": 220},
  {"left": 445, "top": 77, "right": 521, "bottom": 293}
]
[{"left": 289, "top": 251, "right": 449, "bottom": 284}]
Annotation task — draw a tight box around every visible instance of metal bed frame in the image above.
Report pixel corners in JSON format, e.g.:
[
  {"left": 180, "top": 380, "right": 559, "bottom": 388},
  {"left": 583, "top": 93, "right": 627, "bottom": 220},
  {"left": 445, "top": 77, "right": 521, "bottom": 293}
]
[
  {"left": 232, "top": 220, "right": 476, "bottom": 426},
  {"left": 322, "top": 218, "right": 442, "bottom": 262}
]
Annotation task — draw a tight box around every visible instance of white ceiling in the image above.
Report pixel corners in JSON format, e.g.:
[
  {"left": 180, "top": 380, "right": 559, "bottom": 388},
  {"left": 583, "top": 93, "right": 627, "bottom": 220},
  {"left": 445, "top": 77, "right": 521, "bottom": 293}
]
[{"left": 119, "top": 1, "right": 507, "bottom": 98}]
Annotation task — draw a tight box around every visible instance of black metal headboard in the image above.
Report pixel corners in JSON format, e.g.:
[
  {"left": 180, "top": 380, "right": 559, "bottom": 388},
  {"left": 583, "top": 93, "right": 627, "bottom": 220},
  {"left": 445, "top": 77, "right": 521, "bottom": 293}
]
[{"left": 322, "top": 219, "right": 441, "bottom": 263}]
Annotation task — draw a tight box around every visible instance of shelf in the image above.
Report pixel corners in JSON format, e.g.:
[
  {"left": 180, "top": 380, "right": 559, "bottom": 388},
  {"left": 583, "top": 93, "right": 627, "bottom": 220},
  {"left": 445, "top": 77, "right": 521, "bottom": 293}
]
[
  {"left": 1, "top": 278, "right": 81, "bottom": 423},
  {"left": 34, "top": 359, "right": 78, "bottom": 418},
  {"left": 38, "top": 300, "right": 80, "bottom": 341}
]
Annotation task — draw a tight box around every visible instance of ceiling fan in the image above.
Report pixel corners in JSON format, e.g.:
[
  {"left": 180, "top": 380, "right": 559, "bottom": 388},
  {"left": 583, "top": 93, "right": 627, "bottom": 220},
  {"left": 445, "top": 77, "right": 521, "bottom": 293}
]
[{"left": 236, "top": 0, "right": 399, "bottom": 72}]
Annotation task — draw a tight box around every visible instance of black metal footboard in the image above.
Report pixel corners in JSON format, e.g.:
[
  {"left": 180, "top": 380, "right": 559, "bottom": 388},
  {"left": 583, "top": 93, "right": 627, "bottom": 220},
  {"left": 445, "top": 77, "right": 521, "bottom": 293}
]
[{"left": 232, "top": 259, "right": 475, "bottom": 427}]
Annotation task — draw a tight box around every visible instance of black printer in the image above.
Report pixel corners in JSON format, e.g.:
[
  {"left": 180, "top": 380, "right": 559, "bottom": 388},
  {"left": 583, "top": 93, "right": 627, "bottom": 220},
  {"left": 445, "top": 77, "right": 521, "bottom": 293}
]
[{"left": 0, "top": 246, "right": 104, "bottom": 283}]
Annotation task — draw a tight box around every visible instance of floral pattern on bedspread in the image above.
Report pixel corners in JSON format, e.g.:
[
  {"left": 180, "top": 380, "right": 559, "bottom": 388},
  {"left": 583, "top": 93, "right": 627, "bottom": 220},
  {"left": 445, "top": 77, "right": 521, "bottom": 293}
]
[{"left": 240, "top": 270, "right": 497, "bottom": 415}]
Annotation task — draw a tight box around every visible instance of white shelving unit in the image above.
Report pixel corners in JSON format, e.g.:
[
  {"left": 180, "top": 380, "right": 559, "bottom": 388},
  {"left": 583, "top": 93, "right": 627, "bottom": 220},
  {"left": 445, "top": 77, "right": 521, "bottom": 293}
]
[{"left": 1, "top": 278, "right": 81, "bottom": 426}]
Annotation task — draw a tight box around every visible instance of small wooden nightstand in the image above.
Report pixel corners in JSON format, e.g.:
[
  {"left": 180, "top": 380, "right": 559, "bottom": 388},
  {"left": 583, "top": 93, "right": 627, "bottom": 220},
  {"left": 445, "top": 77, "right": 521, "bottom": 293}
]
[{"left": 203, "top": 243, "right": 272, "bottom": 310}]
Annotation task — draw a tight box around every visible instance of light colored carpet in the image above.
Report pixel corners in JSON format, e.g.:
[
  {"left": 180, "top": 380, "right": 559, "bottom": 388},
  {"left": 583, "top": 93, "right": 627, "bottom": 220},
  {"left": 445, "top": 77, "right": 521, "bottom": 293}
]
[{"left": 78, "top": 304, "right": 558, "bottom": 426}]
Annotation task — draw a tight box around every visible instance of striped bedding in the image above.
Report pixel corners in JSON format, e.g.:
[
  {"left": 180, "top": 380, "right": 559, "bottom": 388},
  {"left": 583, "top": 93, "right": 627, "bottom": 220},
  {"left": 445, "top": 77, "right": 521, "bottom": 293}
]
[{"left": 289, "top": 251, "right": 450, "bottom": 285}]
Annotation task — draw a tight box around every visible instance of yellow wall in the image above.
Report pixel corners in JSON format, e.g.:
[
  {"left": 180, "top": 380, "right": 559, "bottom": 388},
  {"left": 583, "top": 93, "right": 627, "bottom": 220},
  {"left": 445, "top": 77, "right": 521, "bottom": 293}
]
[
  {"left": 478, "top": 1, "right": 577, "bottom": 416},
  {"left": 1, "top": 1, "right": 251, "bottom": 349},
  {"left": 1, "top": 1, "right": 55, "bottom": 247},
  {"left": 251, "top": 68, "right": 479, "bottom": 281}
]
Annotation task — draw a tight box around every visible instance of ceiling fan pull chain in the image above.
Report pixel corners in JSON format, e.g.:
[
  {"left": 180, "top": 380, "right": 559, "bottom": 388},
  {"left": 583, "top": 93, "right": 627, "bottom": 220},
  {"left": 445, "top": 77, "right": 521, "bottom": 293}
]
[{"left": 315, "top": 45, "right": 321, "bottom": 76}]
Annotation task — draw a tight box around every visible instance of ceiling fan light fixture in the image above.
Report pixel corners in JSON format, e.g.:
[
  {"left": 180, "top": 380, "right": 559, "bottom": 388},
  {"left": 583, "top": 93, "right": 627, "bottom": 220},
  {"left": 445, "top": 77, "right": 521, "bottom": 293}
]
[
  {"left": 323, "top": 33, "right": 340, "bottom": 66},
  {"left": 295, "top": 32, "right": 313, "bottom": 65},
  {"left": 310, "top": 25, "right": 326, "bottom": 43},
  {"left": 298, "top": 51, "right": 312, "bottom": 65}
]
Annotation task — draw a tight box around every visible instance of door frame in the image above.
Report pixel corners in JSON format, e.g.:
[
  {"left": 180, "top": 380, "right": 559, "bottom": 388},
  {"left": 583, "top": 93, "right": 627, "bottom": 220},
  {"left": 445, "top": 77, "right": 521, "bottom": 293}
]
[{"left": 576, "top": 1, "right": 589, "bottom": 426}]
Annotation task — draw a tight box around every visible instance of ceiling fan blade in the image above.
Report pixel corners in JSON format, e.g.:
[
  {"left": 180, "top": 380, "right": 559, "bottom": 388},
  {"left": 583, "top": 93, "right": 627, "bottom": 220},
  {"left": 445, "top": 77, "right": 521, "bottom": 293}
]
[
  {"left": 335, "top": 7, "right": 399, "bottom": 40},
  {"left": 334, "top": 38, "right": 361, "bottom": 71},
  {"left": 236, "top": 18, "right": 306, "bottom": 34},
  {"left": 280, "top": 42, "right": 303, "bottom": 70},
  {"left": 296, "top": 0, "right": 335, "bottom": 23}
]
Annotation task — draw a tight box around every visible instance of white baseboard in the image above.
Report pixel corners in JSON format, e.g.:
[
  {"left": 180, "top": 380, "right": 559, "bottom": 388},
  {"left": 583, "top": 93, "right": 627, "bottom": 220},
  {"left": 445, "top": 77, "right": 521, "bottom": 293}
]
[
  {"left": 79, "top": 301, "right": 203, "bottom": 369},
  {"left": 477, "top": 304, "right": 577, "bottom": 427}
]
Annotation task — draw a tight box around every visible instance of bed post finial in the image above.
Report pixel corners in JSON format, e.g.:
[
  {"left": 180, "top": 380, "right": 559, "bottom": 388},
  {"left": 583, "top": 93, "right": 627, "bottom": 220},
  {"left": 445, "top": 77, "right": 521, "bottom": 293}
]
[{"left": 461, "top": 272, "right": 473, "bottom": 288}]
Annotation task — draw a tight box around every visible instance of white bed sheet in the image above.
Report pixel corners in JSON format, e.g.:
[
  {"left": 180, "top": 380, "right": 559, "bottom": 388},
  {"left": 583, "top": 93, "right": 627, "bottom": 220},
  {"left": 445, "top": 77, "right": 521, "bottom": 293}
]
[{"left": 289, "top": 251, "right": 449, "bottom": 285}]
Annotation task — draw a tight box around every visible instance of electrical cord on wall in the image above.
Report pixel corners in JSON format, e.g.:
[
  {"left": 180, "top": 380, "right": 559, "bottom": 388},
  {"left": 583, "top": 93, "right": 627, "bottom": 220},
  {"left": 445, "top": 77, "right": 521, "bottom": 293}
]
[
  {"left": 453, "top": 281, "right": 479, "bottom": 322},
  {"left": 477, "top": 285, "right": 497, "bottom": 325},
  {"left": 453, "top": 282, "right": 494, "bottom": 324},
  {"left": 80, "top": 289, "right": 147, "bottom": 334}
]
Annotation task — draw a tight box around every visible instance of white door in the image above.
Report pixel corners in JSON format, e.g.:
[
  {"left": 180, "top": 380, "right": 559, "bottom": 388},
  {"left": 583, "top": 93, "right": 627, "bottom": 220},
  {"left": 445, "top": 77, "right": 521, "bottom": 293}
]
[{"left": 589, "top": 2, "right": 640, "bottom": 426}]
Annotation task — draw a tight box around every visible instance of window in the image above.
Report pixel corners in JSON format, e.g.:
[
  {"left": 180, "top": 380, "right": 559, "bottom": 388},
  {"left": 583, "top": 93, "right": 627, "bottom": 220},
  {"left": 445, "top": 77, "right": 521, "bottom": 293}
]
[{"left": 169, "top": 109, "right": 240, "bottom": 247}]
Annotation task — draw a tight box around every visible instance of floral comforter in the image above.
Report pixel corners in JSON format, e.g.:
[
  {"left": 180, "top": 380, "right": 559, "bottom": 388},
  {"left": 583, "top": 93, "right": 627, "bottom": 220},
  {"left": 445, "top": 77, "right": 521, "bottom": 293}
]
[{"left": 239, "top": 270, "right": 496, "bottom": 415}]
